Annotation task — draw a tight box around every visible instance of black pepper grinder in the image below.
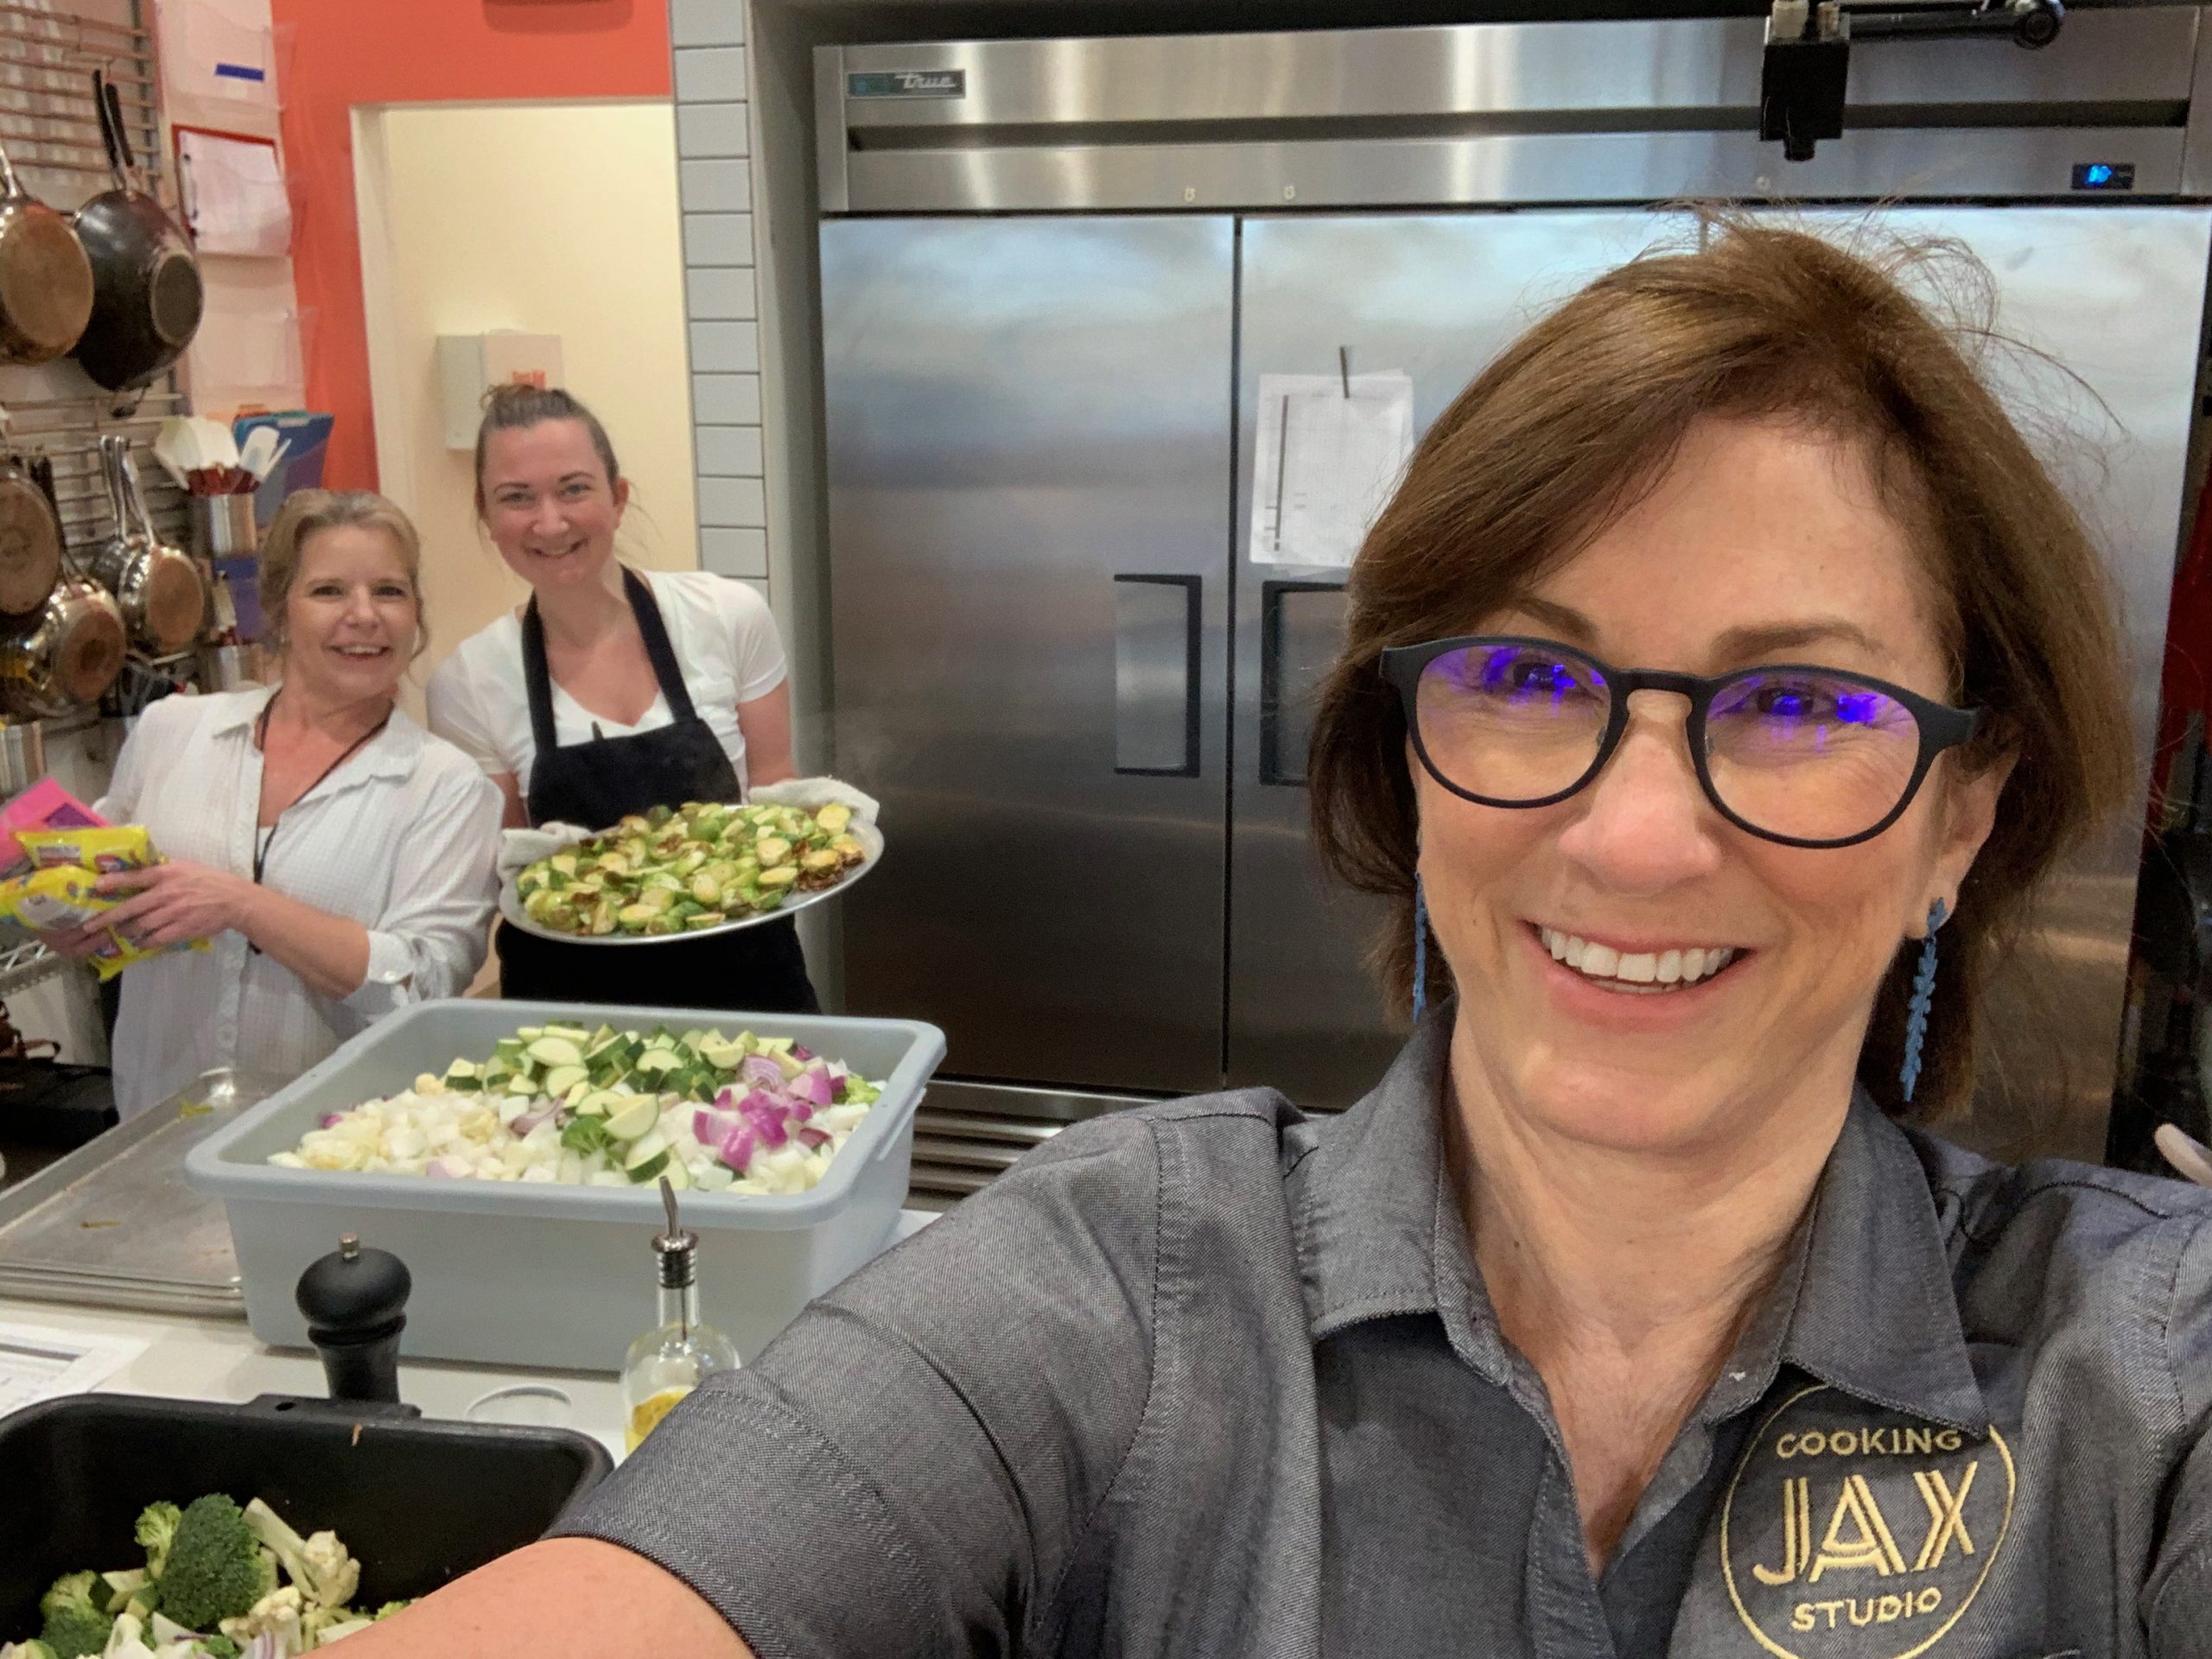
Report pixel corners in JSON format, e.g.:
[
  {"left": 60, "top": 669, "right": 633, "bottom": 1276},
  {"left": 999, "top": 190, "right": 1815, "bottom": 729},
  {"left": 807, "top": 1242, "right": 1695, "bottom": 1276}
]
[{"left": 295, "top": 1234, "right": 411, "bottom": 1404}]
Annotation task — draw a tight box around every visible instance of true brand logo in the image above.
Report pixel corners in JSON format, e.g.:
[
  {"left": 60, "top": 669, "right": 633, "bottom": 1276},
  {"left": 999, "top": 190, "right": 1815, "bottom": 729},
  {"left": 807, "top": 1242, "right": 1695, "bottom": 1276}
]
[{"left": 846, "top": 69, "right": 967, "bottom": 99}]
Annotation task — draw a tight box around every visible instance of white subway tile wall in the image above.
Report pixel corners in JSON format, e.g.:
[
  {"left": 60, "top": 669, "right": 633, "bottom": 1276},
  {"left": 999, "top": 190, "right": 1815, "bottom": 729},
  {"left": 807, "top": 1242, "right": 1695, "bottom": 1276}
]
[
  {"left": 696, "top": 425, "right": 764, "bottom": 476},
  {"left": 670, "top": 0, "right": 744, "bottom": 48},
  {"left": 686, "top": 267, "right": 758, "bottom": 320},
  {"left": 690, "top": 321, "right": 760, "bottom": 373},
  {"left": 672, "top": 7, "right": 766, "bottom": 601},
  {"left": 693, "top": 373, "right": 762, "bottom": 424},
  {"left": 702, "top": 526, "right": 770, "bottom": 579},
  {"left": 675, "top": 46, "right": 747, "bottom": 104}
]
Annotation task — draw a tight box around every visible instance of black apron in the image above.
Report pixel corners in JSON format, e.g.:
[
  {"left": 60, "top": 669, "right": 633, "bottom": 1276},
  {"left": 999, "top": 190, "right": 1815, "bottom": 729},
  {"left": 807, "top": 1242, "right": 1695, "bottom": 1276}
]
[{"left": 493, "top": 567, "right": 818, "bottom": 1014}]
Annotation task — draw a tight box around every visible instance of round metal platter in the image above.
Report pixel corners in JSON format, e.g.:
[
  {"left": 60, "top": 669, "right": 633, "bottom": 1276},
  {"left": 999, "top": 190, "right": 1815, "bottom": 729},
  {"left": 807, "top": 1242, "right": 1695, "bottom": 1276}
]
[{"left": 497, "top": 826, "right": 881, "bottom": 947}]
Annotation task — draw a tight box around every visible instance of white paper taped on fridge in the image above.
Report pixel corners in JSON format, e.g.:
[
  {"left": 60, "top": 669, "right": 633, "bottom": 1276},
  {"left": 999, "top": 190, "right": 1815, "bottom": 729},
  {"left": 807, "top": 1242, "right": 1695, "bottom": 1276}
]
[{"left": 1251, "top": 372, "right": 1415, "bottom": 569}]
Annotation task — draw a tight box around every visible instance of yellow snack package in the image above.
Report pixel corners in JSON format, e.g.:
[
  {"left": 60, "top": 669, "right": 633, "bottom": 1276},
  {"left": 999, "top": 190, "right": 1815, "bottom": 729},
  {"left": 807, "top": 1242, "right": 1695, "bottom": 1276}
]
[
  {"left": 0, "top": 859, "right": 206, "bottom": 980},
  {"left": 17, "top": 824, "right": 156, "bottom": 875}
]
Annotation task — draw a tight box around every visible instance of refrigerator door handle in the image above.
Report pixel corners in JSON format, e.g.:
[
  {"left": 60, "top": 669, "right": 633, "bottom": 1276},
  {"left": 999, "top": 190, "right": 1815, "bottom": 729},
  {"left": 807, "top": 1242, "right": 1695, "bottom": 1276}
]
[
  {"left": 1260, "top": 578, "right": 1345, "bottom": 787},
  {"left": 1113, "top": 573, "right": 1202, "bottom": 777}
]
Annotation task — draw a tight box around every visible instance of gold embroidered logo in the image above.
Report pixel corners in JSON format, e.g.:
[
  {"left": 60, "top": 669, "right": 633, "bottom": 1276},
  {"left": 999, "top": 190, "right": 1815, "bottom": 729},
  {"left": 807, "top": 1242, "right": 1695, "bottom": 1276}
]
[{"left": 1719, "top": 1384, "right": 2015, "bottom": 1658}]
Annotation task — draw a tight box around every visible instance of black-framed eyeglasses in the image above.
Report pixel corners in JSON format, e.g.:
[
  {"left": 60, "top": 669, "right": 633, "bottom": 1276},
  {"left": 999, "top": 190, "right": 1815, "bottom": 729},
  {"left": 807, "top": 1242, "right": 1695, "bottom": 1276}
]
[{"left": 1379, "top": 635, "right": 1981, "bottom": 849}]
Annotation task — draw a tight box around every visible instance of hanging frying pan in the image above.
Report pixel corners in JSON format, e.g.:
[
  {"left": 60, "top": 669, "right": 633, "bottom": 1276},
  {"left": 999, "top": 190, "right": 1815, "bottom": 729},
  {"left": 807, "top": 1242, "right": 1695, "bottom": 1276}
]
[
  {"left": 0, "top": 138, "right": 92, "bottom": 365},
  {"left": 70, "top": 69, "right": 203, "bottom": 393},
  {"left": 0, "top": 446, "right": 62, "bottom": 619},
  {"left": 88, "top": 435, "right": 202, "bottom": 656}
]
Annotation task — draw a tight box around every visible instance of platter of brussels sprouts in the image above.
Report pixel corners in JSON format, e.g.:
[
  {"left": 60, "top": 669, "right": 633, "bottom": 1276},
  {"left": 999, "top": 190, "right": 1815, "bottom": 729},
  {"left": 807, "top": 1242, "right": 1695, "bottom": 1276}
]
[{"left": 499, "top": 798, "right": 878, "bottom": 945}]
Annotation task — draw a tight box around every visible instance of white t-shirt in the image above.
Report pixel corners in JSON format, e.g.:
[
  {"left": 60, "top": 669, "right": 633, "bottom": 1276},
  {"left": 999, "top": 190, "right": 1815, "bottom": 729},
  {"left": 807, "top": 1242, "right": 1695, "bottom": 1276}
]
[{"left": 426, "top": 569, "right": 788, "bottom": 802}]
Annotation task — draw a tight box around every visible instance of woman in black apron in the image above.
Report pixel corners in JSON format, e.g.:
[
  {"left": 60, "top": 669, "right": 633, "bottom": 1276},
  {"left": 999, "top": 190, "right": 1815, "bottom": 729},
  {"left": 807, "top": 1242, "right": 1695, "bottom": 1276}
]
[
  {"left": 494, "top": 567, "right": 817, "bottom": 1011},
  {"left": 426, "top": 384, "right": 817, "bottom": 1014}
]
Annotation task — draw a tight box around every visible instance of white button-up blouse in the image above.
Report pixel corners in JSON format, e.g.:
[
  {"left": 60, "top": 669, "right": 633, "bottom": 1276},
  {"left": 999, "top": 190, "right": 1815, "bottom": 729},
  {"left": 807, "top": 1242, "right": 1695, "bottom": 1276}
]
[{"left": 94, "top": 688, "right": 502, "bottom": 1117}]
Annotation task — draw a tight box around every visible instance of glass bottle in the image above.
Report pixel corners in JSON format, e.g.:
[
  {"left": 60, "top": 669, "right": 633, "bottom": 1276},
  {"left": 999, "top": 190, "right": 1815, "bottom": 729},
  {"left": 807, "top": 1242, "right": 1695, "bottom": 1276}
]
[{"left": 620, "top": 1179, "right": 739, "bottom": 1452}]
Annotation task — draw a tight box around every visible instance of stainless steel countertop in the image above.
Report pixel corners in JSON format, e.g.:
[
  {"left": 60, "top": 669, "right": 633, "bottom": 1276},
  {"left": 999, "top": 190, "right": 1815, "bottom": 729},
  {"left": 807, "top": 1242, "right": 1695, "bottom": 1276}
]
[{"left": 0, "top": 1069, "right": 268, "bottom": 1319}]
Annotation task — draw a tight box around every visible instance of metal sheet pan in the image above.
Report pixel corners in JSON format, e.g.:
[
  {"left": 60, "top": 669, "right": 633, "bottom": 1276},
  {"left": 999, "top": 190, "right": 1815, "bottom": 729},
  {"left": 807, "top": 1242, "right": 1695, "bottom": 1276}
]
[
  {"left": 497, "top": 839, "right": 879, "bottom": 948},
  {"left": 0, "top": 1067, "right": 272, "bottom": 1319}
]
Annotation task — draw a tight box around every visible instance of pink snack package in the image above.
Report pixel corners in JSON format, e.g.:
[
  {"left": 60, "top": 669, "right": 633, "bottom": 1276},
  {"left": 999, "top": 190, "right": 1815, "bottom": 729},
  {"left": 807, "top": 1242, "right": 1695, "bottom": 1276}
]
[{"left": 0, "top": 779, "right": 106, "bottom": 879}]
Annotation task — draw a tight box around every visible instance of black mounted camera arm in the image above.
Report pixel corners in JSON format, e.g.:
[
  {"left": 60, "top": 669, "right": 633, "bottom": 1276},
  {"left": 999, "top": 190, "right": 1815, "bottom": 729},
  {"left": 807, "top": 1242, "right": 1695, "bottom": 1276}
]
[{"left": 1760, "top": 0, "right": 2065, "bottom": 162}]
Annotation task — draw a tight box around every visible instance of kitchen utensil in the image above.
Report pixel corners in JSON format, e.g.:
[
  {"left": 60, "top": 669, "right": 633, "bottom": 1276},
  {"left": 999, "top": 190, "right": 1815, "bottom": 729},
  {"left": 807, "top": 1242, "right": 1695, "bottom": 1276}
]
[
  {"left": 89, "top": 435, "right": 203, "bottom": 656},
  {"left": 70, "top": 70, "right": 205, "bottom": 393},
  {"left": 0, "top": 1392, "right": 611, "bottom": 1641},
  {"left": 238, "top": 422, "right": 280, "bottom": 483},
  {"left": 496, "top": 847, "right": 880, "bottom": 947},
  {"left": 151, "top": 416, "right": 197, "bottom": 490},
  {"left": 0, "top": 575, "right": 125, "bottom": 718},
  {"left": 297, "top": 1233, "right": 412, "bottom": 1404},
  {"left": 0, "top": 719, "right": 42, "bottom": 798},
  {"left": 0, "top": 448, "right": 61, "bottom": 619},
  {"left": 0, "top": 137, "right": 92, "bottom": 365},
  {"left": 188, "top": 490, "right": 257, "bottom": 558}
]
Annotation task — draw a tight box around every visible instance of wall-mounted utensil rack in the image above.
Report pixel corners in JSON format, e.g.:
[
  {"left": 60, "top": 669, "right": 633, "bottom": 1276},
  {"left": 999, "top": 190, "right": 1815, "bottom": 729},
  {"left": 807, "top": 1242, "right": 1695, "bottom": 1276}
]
[{"left": 0, "top": 0, "right": 162, "bottom": 200}]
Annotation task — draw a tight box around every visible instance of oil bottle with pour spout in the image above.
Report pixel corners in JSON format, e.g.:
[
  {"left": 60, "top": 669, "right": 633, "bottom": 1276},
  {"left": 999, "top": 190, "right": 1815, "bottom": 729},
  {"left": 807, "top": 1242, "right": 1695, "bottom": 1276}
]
[{"left": 621, "top": 1176, "right": 739, "bottom": 1451}]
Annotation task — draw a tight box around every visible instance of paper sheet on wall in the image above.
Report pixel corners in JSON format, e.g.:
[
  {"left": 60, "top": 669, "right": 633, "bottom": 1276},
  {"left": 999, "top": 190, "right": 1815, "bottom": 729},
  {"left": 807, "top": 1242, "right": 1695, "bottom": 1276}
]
[
  {"left": 0, "top": 1321, "right": 145, "bottom": 1414},
  {"left": 1250, "top": 372, "right": 1416, "bottom": 568},
  {"left": 179, "top": 130, "right": 291, "bottom": 257}
]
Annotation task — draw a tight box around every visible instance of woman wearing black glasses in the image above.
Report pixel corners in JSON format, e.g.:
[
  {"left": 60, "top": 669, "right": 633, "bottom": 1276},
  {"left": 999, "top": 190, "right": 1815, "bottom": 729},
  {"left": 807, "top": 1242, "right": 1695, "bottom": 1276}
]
[{"left": 347, "top": 225, "right": 2206, "bottom": 1658}]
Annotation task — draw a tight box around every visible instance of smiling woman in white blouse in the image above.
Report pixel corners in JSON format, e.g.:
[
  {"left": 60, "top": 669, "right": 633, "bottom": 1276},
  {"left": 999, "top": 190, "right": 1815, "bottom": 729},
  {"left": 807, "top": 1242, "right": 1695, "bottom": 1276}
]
[{"left": 46, "top": 490, "right": 503, "bottom": 1118}]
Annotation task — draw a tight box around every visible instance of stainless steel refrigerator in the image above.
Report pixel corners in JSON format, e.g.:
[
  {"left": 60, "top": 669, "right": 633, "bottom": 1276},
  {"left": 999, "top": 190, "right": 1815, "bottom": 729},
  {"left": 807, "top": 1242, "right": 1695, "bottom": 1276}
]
[{"left": 816, "top": 12, "right": 2212, "bottom": 1179}]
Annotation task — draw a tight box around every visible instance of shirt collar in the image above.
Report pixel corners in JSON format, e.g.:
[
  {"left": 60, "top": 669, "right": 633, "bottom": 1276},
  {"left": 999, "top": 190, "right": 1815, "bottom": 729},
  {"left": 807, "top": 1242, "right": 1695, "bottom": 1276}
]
[
  {"left": 211, "top": 685, "right": 424, "bottom": 782},
  {"left": 1287, "top": 1020, "right": 1986, "bottom": 1433}
]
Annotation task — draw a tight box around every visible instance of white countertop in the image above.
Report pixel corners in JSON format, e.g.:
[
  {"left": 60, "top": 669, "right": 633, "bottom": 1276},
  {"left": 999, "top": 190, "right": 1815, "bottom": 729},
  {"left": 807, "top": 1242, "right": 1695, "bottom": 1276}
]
[{"left": 2, "top": 1208, "right": 938, "bottom": 1459}]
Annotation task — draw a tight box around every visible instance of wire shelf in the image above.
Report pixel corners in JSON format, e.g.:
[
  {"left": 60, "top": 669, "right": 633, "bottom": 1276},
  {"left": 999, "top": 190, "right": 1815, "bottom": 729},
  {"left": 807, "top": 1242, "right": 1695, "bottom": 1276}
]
[{"left": 0, "top": 1, "right": 162, "bottom": 208}]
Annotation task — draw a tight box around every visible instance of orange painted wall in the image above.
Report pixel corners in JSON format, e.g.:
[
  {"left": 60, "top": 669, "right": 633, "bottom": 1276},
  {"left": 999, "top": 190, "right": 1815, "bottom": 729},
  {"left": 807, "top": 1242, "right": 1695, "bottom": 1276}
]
[{"left": 268, "top": 1, "right": 673, "bottom": 489}]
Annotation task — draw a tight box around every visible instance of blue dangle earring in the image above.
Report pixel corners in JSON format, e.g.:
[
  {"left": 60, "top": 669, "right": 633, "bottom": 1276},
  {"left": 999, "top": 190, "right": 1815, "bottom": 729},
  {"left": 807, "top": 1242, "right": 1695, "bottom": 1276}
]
[
  {"left": 1412, "top": 874, "right": 1432, "bottom": 1026},
  {"left": 1898, "top": 898, "right": 1948, "bottom": 1104}
]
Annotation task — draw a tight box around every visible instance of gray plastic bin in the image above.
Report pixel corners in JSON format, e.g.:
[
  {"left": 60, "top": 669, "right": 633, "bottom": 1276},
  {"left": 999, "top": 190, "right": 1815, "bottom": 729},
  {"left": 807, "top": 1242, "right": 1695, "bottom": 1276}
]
[{"left": 186, "top": 1000, "right": 946, "bottom": 1372}]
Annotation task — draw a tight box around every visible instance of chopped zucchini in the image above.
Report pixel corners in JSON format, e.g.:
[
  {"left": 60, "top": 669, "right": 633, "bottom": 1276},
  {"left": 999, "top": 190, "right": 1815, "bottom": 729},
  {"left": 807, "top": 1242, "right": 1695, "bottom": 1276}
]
[{"left": 525, "top": 1036, "right": 585, "bottom": 1067}]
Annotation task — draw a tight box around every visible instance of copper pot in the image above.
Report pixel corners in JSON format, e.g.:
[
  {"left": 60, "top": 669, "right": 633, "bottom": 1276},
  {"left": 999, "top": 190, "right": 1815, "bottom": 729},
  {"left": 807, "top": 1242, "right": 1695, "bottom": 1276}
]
[
  {"left": 0, "top": 137, "right": 92, "bottom": 366},
  {"left": 0, "top": 575, "right": 124, "bottom": 717},
  {"left": 0, "top": 448, "right": 62, "bottom": 619},
  {"left": 89, "top": 435, "right": 201, "bottom": 657}
]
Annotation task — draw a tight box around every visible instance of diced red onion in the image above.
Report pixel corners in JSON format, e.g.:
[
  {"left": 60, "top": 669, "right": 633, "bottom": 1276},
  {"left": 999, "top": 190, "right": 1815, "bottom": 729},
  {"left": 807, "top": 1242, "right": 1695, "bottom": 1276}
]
[
  {"left": 318, "top": 1112, "right": 345, "bottom": 1129},
  {"left": 790, "top": 1067, "right": 832, "bottom": 1108},
  {"left": 798, "top": 1127, "right": 830, "bottom": 1151},
  {"left": 755, "top": 1113, "right": 787, "bottom": 1149},
  {"left": 715, "top": 1084, "right": 735, "bottom": 1110},
  {"left": 737, "top": 1087, "right": 782, "bottom": 1122},
  {"left": 789, "top": 1100, "right": 812, "bottom": 1123},
  {"left": 512, "top": 1106, "right": 557, "bottom": 1135},
  {"left": 425, "top": 1156, "right": 472, "bottom": 1179},
  {"left": 717, "top": 1122, "right": 756, "bottom": 1173},
  {"left": 791, "top": 1043, "right": 816, "bottom": 1061},
  {"left": 741, "top": 1055, "right": 784, "bottom": 1090}
]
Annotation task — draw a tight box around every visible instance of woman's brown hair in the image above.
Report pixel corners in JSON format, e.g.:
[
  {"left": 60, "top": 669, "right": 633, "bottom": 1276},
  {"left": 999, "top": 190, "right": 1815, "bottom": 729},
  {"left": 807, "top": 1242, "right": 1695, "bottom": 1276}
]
[{"left": 1306, "top": 216, "right": 2133, "bottom": 1120}]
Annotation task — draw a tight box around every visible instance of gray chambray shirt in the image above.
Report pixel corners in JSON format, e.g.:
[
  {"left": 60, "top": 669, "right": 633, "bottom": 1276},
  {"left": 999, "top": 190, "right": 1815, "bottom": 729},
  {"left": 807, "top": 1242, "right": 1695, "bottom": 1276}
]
[{"left": 559, "top": 1020, "right": 2212, "bottom": 1657}]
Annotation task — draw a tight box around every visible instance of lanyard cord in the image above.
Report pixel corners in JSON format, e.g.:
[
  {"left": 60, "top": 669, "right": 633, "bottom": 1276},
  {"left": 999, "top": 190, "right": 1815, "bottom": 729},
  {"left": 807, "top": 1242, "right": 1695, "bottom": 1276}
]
[{"left": 251, "top": 691, "right": 392, "bottom": 887}]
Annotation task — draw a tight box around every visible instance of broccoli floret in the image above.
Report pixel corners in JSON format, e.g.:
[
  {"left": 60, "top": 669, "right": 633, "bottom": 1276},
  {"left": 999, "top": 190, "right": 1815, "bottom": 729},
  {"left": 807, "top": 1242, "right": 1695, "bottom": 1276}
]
[
  {"left": 240, "top": 1499, "right": 358, "bottom": 1612},
  {"left": 194, "top": 1641, "right": 237, "bottom": 1659},
  {"left": 3, "top": 1639, "right": 61, "bottom": 1659},
  {"left": 371, "top": 1601, "right": 409, "bottom": 1621},
  {"left": 135, "top": 1502, "right": 181, "bottom": 1581},
  {"left": 35, "top": 1573, "right": 111, "bottom": 1659},
  {"left": 156, "top": 1497, "right": 276, "bottom": 1633}
]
